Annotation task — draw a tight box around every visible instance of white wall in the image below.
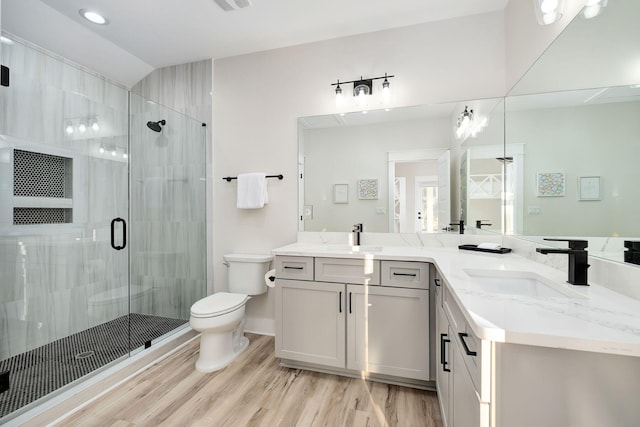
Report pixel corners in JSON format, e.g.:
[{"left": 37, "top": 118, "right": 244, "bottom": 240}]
[{"left": 213, "top": 12, "right": 506, "bottom": 333}]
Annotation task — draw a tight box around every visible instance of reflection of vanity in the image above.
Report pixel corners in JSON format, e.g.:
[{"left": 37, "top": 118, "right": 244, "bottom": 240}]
[{"left": 273, "top": 241, "right": 640, "bottom": 427}]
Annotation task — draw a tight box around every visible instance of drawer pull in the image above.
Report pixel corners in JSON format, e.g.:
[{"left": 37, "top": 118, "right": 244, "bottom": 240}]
[
  {"left": 434, "top": 278, "right": 441, "bottom": 287},
  {"left": 458, "top": 333, "right": 477, "bottom": 357},
  {"left": 441, "top": 334, "right": 451, "bottom": 372},
  {"left": 349, "top": 292, "right": 352, "bottom": 314},
  {"left": 339, "top": 291, "right": 342, "bottom": 313},
  {"left": 283, "top": 266, "right": 304, "bottom": 270},
  {"left": 393, "top": 272, "right": 417, "bottom": 277}
]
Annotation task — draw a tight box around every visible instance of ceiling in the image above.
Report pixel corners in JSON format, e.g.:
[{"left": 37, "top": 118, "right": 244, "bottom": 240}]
[{"left": 1, "top": 0, "right": 508, "bottom": 86}]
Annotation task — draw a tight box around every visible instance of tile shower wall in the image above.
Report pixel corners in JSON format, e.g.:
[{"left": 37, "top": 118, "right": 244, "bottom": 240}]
[
  {"left": 128, "top": 96, "right": 207, "bottom": 320},
  {"left": 0, "top": 39, "right": 129, "bottom": 360},
  {"left": 131, "top": 59, "right": 212, "bottom": 297}
]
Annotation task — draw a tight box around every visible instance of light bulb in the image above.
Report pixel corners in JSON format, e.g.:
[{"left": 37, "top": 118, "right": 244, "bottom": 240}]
[
  {"left": 91, "top": 122, "right": 100, "bottom": 131},
  {"left": 357, "top": 87, "right": 367, "bottom": 108},
  {"left": 65, "top": 125, "right": 74, "bottom": 135},
  {"left": 122, "top": 152, "right": 128, "bottom": 159},
  {"left": 99, "top": 146, "right": 105, "bottom": 154},
  {"left": 111, "top": 149, "right": 117, "bottom": 156},
  {"left": 540, "top": 0, "right": 559, "bottom": 13},
  {"left": 382, "top": 80, "right": 391, "bottom": 105},
  {"left": 78, "top": 123, "right": 87, "bottom": 133},
  {"left": 542, "top": 12, "right": 559, "bottom": 24},
  {"left": 335, "top": 85, "right": 343, "bottom": 108}
]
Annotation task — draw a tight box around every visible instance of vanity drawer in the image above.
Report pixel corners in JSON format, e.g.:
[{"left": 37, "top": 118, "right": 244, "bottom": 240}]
[
  {"left": 444, "top": 286, "right": 491, "bottom": 402},
  {"left": 274, "top": 256, "right": 314, "bottom": 281},
  {"left": 315, "top": 257, "right": 380, "bottom": 285},
  {"left": 381, "top": 261, "right": 429, "bottom": 289}
]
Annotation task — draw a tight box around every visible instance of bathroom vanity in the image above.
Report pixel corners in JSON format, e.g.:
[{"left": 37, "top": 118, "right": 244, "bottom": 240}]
[
  {"left": 274, "top": 255, "right": 431, "bottom": 382},
  {"left": 272, "top": 242, "right": 640, "bottom": 427}
]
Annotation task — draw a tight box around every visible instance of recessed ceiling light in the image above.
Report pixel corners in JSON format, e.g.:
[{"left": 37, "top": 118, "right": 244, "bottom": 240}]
[{"left": 79, "top": 9, "right": 109, "bottom": 25}]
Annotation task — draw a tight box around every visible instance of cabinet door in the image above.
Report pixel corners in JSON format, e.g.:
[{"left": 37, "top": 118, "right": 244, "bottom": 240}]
[
  {"left": 436, "top": 304, "right": 452, "bottom": 427},
  {"left": 347, "top": 285, "right": 429, "bottom": 380},
  {"left": 275, "top": 279, "right": 346, "bottom": 368},
  {"left": 451, "top": 325, "right": 489, "bottom": 427}
]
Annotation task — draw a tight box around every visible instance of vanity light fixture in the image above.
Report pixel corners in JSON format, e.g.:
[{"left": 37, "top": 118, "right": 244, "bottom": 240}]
[
  {"left": 79, "top": 9, "right": 109, "bottom": 25},
  {"left": 331, "top": 73, "right": 395, "bottom": 110},
  {"left": 533, "top": 0, "right": 564, "bottom": 25},
  {"left": 582, "top": 0, "right": 607, "bottom": 19}
]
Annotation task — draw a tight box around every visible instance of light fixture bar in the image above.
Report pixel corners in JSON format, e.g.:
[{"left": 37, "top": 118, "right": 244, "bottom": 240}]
[{"left": 331, "top": 74, "right": 395, "bottom": 87}]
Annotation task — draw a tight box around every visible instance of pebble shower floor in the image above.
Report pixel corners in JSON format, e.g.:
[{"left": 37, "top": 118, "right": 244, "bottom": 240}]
[{"left": 0, "top": 313, "right": 187, "bottom": 419}]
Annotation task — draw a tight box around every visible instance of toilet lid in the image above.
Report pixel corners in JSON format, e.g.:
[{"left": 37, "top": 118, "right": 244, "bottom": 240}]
[{"left": 190, "top": 292, "right": 248, "bottom": 318}]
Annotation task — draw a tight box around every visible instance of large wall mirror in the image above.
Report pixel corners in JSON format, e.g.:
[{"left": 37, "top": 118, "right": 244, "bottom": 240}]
[
  {"left": 298, "top": 98, "right": 504, "bottom": 234},
  {"left": 506, "top": 0, "right": 640, "bottom": 263}
]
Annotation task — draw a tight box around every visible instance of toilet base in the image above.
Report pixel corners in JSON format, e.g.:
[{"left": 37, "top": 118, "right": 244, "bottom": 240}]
[{"left": 195, "top": 333, "right": 250, "bottom": 373}]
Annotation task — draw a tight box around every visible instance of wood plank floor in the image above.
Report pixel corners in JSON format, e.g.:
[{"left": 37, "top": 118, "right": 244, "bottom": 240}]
[{"left": 58, "top": 334, "right": 443, "bottom": 427}]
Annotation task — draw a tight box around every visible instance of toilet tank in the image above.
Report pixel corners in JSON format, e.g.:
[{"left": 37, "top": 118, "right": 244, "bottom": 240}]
[{"left": 223, "top": 254, "right": 273, "bottom": 295}]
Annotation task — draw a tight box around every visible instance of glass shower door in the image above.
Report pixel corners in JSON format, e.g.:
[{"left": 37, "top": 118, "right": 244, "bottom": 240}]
[
  {"left": 127, "top": 93, "right": 206, "bottom": 352},
  {"left": 0, "top": 37, "right": 131, "bottom": 418}
]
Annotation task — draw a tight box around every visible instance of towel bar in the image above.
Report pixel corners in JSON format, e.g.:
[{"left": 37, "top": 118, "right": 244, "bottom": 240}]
[{"left": 223, "top": 174, "right": 283, "bottom": 182}]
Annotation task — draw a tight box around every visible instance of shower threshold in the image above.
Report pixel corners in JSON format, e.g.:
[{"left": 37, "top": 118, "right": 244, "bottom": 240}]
[{"left": 0, "top": 313, "right": 187, "bottom": 420}]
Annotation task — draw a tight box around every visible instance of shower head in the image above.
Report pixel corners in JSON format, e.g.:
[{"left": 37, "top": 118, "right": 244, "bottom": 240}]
[{"left": 146, "top": 120, "right": 166, "bottom": 132}]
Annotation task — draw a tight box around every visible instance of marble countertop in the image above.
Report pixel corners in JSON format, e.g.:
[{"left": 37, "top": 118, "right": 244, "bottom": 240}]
[{"left": 272, "top": 243, "right": 640, "bottom": 357}]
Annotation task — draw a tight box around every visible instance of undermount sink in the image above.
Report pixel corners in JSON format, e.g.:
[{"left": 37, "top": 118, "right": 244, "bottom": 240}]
[{"left": 464, "top": 269, "right": 586, "bottom": 299}]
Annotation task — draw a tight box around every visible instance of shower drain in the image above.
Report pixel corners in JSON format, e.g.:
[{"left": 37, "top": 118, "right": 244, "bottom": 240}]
[{"left": 75, "top": 350, "right": 95, "bottom": 360}]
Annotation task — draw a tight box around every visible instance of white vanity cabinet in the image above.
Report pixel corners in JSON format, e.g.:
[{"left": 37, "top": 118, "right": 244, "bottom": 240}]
[
  {"left": 274, "top": 256, "right": 431, "bottom": 383},
  {"left": 274, "top": 279, "right": 346, "bottom": 368},
  {"left": 435, "top": 271, "right": 490, "bottom": 427},
  {"left": 347, "top": 283, "right": 429, "bottom": 380}
]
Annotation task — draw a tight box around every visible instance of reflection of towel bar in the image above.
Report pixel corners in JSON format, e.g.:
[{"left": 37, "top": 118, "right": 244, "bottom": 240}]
[{"left": 223, "top": 174, "right": 283, "bottom": 182}]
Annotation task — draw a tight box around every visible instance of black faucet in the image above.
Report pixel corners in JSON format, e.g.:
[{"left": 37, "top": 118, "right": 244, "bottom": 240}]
[
  {"left": 536, "top": 238, "right": 590, "bottom": 286},
  {"left": 449, "top": 220, "right": 464, "bottom": 234},
  {"left": 476, "top": 220, "right": 492, "bottom": 229},
  {"left": 352, "top": 223, "right": 363, "bottom": 246},
  {"left": 624, "top": 240, "right": 640, "bottom": 265}
]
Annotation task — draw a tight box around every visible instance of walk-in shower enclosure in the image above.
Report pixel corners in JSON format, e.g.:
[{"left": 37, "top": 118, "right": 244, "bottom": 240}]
[{"left": 0, "top": 37, "right": 206, "bottom": 420}]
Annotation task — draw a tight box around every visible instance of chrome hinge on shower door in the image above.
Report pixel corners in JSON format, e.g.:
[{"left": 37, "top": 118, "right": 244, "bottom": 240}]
[{"left": 1, "top": 65, "right": 9, "bottom": 87}]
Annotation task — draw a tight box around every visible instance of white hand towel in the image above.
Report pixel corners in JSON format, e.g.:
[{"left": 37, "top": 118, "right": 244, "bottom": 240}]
[{"left": 237, "top": 173, "right": 268, "bottom": 209}]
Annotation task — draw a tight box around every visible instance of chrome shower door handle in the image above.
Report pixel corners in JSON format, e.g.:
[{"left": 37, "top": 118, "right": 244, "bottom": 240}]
[{"left": 110, "top": 218, "right": 127, "bottom": 250}]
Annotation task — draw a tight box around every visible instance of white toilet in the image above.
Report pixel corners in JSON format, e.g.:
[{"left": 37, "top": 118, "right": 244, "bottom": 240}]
[{"left": 189, "top": 253, "right": 272, "bottom": 373}]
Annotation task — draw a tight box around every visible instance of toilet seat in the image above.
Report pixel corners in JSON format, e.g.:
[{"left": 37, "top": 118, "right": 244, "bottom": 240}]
[{"left": 190, "top": 292, "right": 248, "bottom": 318}]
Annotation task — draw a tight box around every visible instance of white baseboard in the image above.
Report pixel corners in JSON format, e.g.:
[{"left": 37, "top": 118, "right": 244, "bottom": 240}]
[{"left": 244, "top": 316, "right": 275, "bottom": 336}]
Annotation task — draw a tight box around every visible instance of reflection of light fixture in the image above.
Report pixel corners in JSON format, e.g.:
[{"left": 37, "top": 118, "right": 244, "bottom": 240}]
[
  {"left": 331, "top": 73, "right": 395, "bottom": 110},
  {"left": 122, "top": 152, "right": 128, "bottom": 159},
  {"left": 456, "top": 106, "right": 490, "bottom": 140},
  {"left": 99, "top": 144, "right": 105, "bottom": 154},
  {"left": 533, "top": 0, "right": 564, "bottom": 25},
  {"left": 582, "top": 0, "right": 607, "bottom": 19},
  {"left": 111, "top": 147, "right": 117, "bottom": 156},
  {"left": 456, "top": 106, "right": 474, "bottom": 139},
  {"left": 0, "top": 36, "right": 14, "bottom": 45},
  {"left": 79, "top": 9, "right": 109, "bottom": 25},
  {"left": 63, "top": 117, "right": 101, "bottom": 135}
]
